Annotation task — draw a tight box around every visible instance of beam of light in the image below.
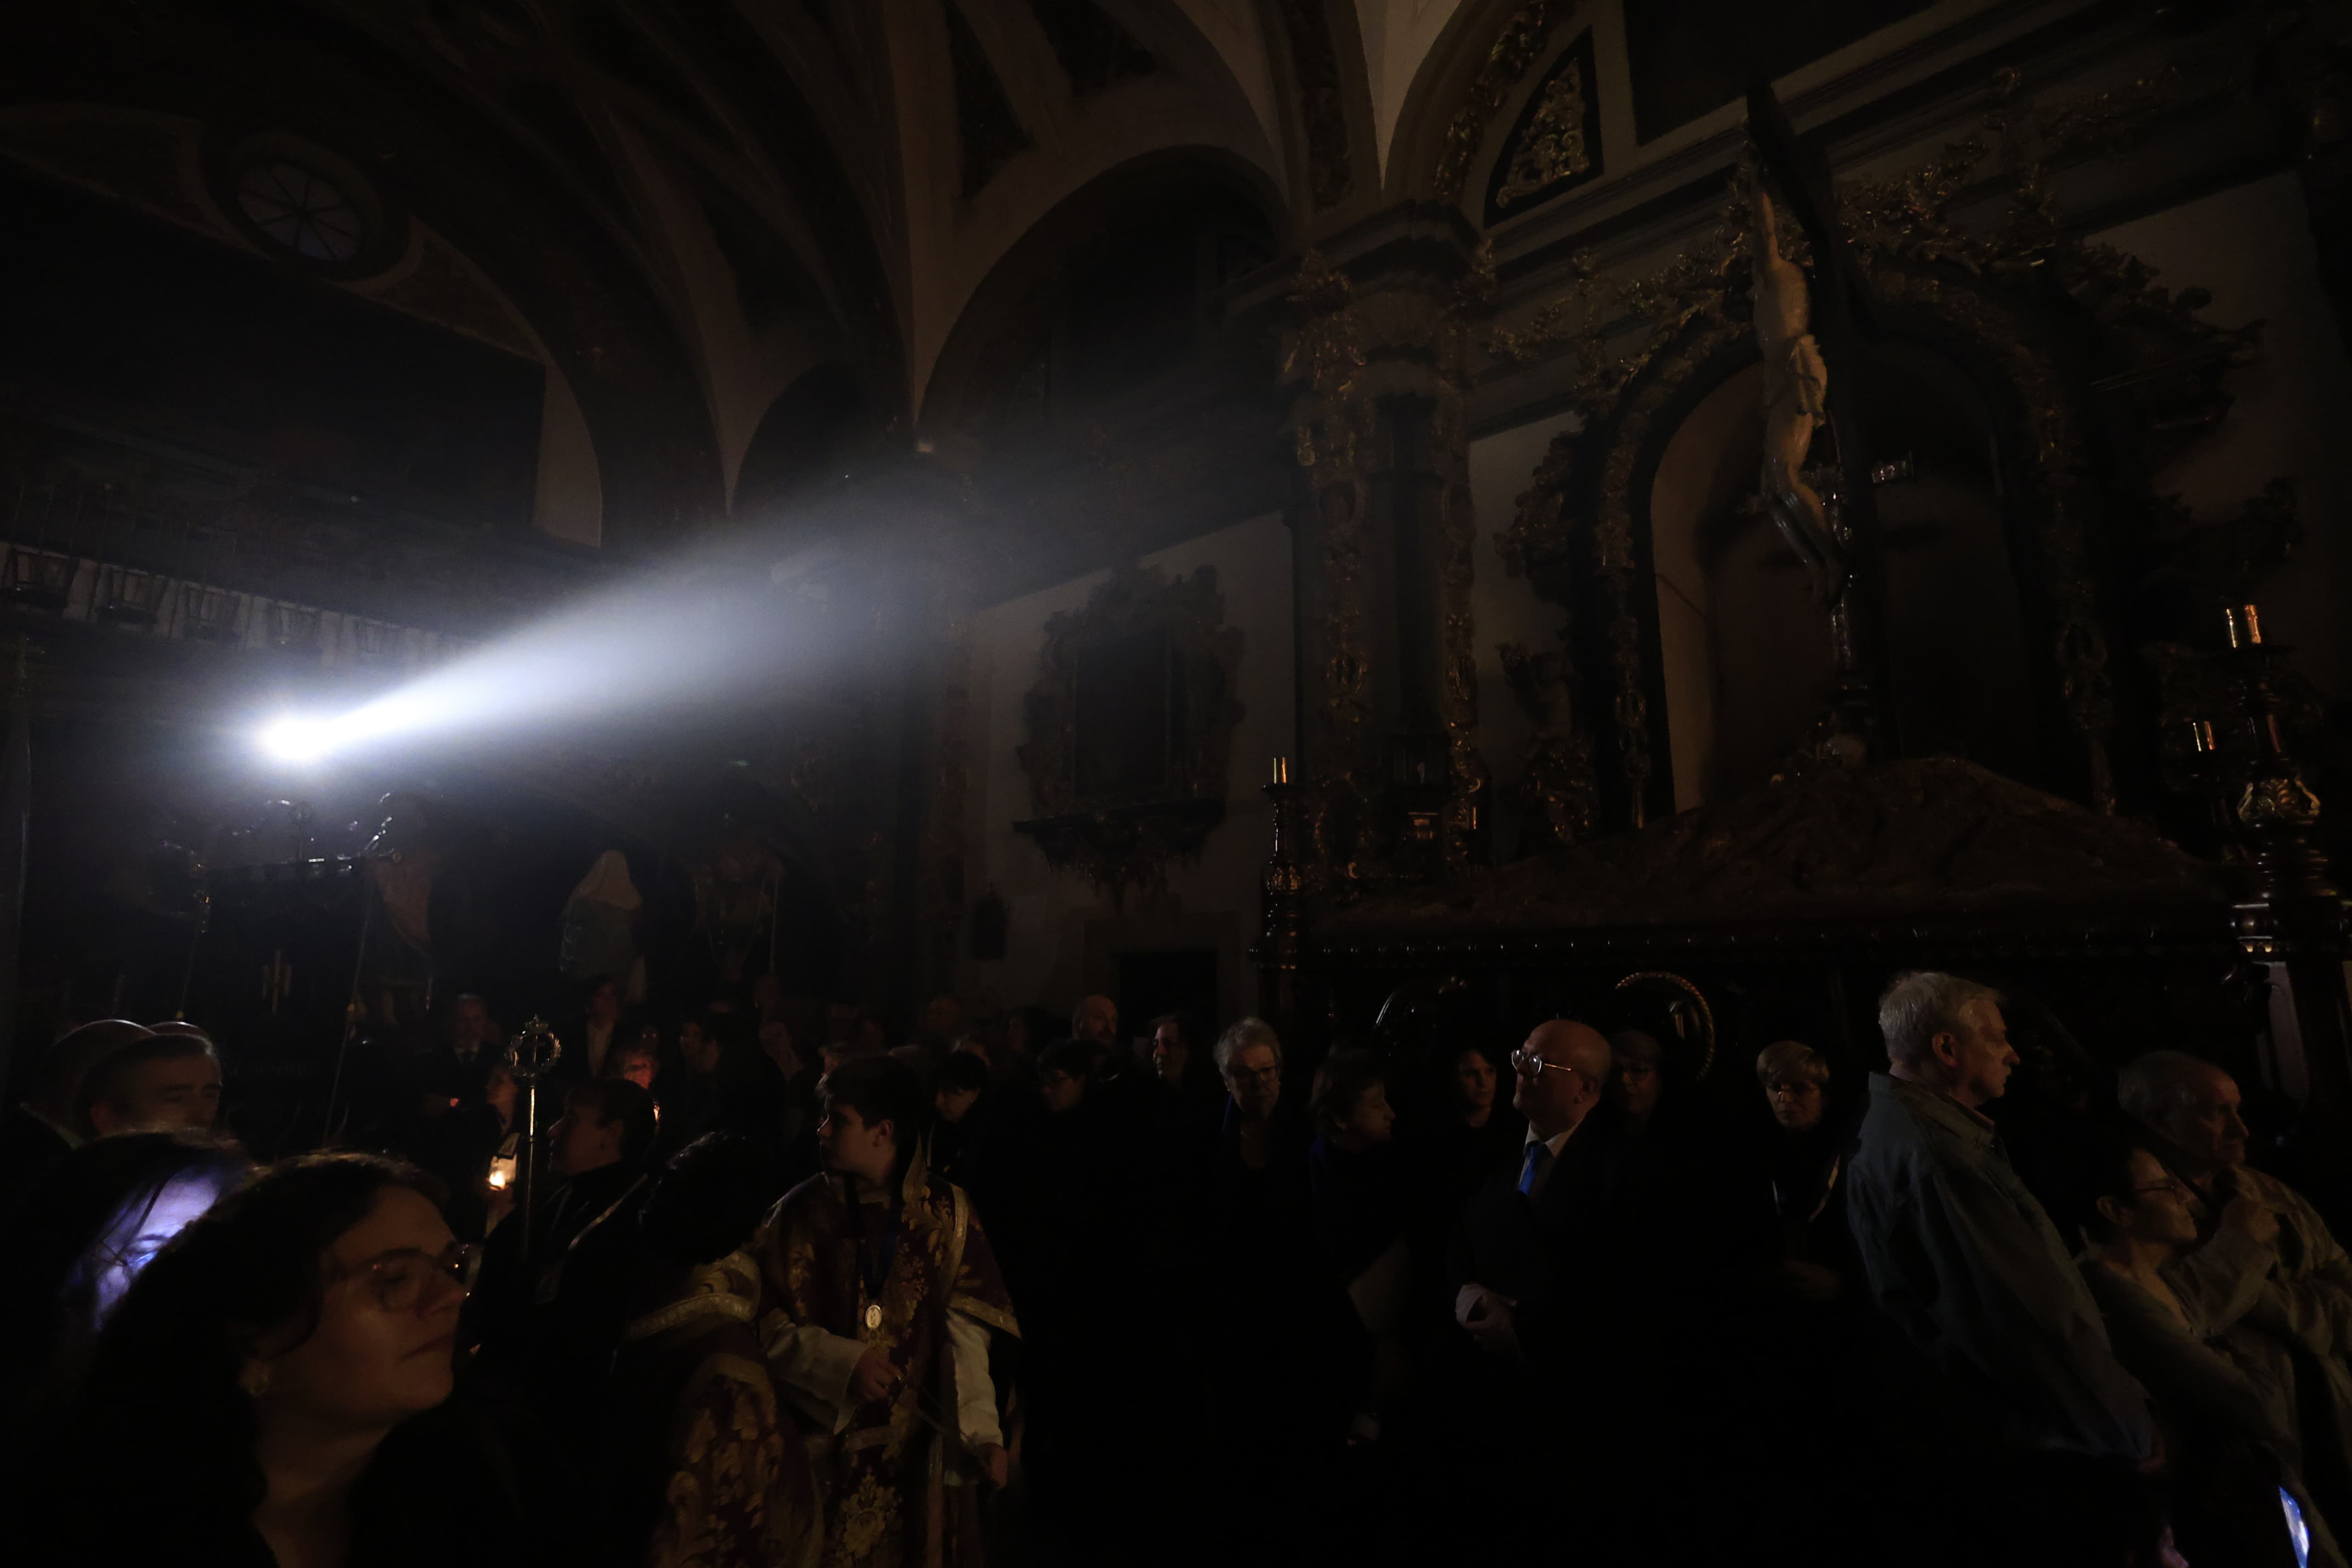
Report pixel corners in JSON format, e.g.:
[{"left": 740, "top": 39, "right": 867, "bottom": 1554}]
[
  {"left": 259, "top": 714, "right": 336, "bottom": 762},
  {"left": 250, "top": 524, "right": 855, "bottom": 763}
]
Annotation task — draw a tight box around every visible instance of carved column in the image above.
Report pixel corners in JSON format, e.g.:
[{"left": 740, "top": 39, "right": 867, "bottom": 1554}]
[
  {"left": 1282, "top": 254, "right": 1379, "bottom": 886},
  {"left": 1280, "top": 215, "right": 1490, "bottom": 892}
]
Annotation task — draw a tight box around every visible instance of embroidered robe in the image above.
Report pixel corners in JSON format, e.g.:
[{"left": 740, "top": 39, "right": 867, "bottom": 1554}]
[
  {"left": 753, "top": 1157, "right": 1019, "bottom": 1568},
  {"left": 608, "top": 1251, "right": 821, "bottom": 1568}
]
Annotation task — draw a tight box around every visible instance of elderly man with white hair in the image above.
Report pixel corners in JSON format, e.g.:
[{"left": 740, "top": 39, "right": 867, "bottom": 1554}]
[{"left": 1846, "top": 971, "right": 2155, "bottom": 1461}]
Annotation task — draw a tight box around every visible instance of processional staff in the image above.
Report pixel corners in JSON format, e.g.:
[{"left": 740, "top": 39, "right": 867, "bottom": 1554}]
[{"left": 505, "top": 1016, "right": 563, "bottom": 1267}]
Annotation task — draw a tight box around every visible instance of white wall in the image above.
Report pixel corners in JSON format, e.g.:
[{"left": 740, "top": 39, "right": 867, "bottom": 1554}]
[
  {"left": 1354, "top": 0, "right": 1465, "bottom": 181},
  {"left": 960, "top": 512, "right": 1294, "bottom": 1018},
  {"left": 2097, "top": 174, "right": 2352, "bottom": 696},
  {"left": 533, "top": 363, "right": 603, "bottom": 548}
]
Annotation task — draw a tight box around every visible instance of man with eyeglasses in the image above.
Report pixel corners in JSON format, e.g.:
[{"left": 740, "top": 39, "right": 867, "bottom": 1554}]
[
  {"left": 1451, "top": 1018, "right": 1618, "bottom": 1365},
  {"left": 1440, "top": 1018, "right": 1635, "bottom": 1557}
]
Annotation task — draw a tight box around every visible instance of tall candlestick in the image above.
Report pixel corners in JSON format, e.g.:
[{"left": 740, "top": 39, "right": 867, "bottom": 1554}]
[{"left": 1272, "top": 756, "right": 1288, "bottom": 784}]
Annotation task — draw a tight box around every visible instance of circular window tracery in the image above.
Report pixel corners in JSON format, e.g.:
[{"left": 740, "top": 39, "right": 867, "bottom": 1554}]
[{"left": 235, "top": 161, "right": 367, "bottom": 264}]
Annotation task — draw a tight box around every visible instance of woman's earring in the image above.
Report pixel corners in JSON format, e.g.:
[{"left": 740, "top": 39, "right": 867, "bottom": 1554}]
[{"left": 241, "top": 1363, "right": 272, "bottom": 1398}]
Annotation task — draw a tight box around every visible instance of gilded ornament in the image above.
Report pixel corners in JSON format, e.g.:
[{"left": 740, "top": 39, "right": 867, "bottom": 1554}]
[
  {"left": 2239, "top": 775, "right": 2323, "bottom": 828},
  {"left": 1490, "top": 65, "right": 2262, "bottom": 821},
  {"left": 1493, "top": 54, "right": 1592, "bottom": 208},
  {"left": 830, "top": 1471, "right": 894, "bottom": 1567},
  {"left": 1434, "top": 0, "right": 1577, "bottom": 202}
]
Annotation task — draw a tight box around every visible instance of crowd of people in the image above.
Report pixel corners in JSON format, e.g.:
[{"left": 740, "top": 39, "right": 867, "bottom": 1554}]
[{"left": 1, "top": 968, "right": 2349, "bottom": 1566}]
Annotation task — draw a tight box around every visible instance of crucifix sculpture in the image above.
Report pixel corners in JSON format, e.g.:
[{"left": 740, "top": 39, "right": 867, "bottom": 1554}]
[{"left": 1745, "top": 83, "right": 1899, "bottom": 762}]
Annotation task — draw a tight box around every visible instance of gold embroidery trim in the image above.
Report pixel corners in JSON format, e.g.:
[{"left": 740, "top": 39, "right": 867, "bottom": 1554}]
[{"left": 624, "top": 1291, "right": 755, "bottom": 1342}]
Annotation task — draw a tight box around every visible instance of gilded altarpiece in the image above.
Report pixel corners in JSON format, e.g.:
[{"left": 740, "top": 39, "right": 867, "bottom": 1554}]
[{"left": 1490, "top": 82, "right": 2261, "bottom": 833}]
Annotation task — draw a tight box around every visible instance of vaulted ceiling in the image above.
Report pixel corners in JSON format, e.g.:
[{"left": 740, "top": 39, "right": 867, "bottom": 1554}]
[{"left": 16, "top": 0, "right": 1956, "bottom": 542}]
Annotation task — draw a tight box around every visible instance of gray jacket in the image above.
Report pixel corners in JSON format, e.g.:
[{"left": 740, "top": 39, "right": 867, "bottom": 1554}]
[{"left": 1847, "top": 1073, "right": 2154, "bottom": 1459}]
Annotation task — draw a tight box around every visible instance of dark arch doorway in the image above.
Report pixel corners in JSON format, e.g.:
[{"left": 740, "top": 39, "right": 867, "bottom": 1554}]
[{"left": 733, "top": 362, "right": 870, "bottom": 519}]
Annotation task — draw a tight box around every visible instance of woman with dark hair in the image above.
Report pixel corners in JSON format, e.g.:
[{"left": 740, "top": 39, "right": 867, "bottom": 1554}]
[
  {"left": 2073, "top": 1131, "right": 2341, "bottom": 1568},
  {"left": 1426, "top": 1042, "right": 1525, "bottom": 1211},
  {"left": 19, "top": 1151, "right": 510, "bottom": 1568},
  {"left": 1752, "top": 1040, "right": 1856, "bottom": 1301},
  {"left": 0, "top": 1129, "right": 251, "bottom": 1410},
  {"left": 1608, "top": 1028, "right": 1671, "bottom": 1141}
]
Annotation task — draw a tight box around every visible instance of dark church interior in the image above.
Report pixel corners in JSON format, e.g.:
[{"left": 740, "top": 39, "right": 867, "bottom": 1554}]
[{"left": 7, "top": 1, "right": 2352, "bottom": 1564}]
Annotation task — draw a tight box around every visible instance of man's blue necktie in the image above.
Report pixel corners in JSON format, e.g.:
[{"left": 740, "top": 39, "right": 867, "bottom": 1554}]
[{"left": 1518, "top": 1139, "right": 1551, "bottom": 1197}]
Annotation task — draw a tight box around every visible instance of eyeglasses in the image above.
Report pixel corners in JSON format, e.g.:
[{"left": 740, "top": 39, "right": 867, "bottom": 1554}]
[
  {"left": 345, "top": 1242, "right": 477, "bottom": 1311},
  {"left": 1227, "top": 1063, "right": 1281, "bottom": 1085},
  {"left": 1510, "top": 1047, "right": 1584, "bottom": 1082}
]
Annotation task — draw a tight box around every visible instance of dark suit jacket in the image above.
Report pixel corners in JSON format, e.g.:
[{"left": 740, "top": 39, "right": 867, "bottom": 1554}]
[
  {"left": 1449, "top": 1106, "right": 1635, "bottom": 1379},
  {"left": 469, "top": 1158, "right": 652, "bottom": 1465},
  {"left": 657, "top": 1049, "right": 788, "bottom": 1165},
  {"left": 406, "top": 1041, "right": 497, "bottom": 1113}
]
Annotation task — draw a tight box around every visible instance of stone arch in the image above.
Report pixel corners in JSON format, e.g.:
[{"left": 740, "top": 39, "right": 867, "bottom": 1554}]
[
  {"left": 919, "top": 147, "right": 1285, "bottom": 436},
  {"left": 882, "top": 0, "right": 1291, "bottom": 414},
  {"left": 733, "top": 363, "right": 876, "bottom": 521},
  {"left": 1382, "top": 0, "right": 1588, "bottom": 206}
]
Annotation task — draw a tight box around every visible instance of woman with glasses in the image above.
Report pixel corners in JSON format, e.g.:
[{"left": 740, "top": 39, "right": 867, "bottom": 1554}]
[
  {"left": 19, "top": 1151, "right": 531, "bottom": 1568},
  {"left": 2074, "top": 1133, "right": 2340, "bottom": 1567},
  {"left": 1749, "top": 1041, "right": 1855, "bottom": 1304}
]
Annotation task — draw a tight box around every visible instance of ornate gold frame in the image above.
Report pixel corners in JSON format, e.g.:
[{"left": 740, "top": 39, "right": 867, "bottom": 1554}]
[{"left": 1014, "top": 562, "right": 1246, "bottom": 899}]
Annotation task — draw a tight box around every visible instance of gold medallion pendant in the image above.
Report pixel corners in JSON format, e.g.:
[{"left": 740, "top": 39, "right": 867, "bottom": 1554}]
[{"left": 865, "top": 1302, "right": 883, "bottom": 1330}]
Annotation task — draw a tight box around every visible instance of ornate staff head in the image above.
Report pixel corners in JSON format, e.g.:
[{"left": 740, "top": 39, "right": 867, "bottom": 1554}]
[{"left": 506, "top": 1016, "right": 564, "bottom": 1082}]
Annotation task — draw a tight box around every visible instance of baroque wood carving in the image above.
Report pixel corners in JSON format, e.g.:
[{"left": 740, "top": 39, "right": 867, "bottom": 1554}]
[
  {"left": 1493, "top": 68, "right": 2256, "bottom": 827},
  {"left": 1280, "top": 244, "right": 1495, "bottom": 886},
  {"left": 1014, "top": 563, "right": 1245, "bottom": 901},
  {"left": 1484, "top": 29, "right": 1602, "bottom": 224},
  {"left": 1433, "top": 0, "right": 1579, "bottom": 204}
]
